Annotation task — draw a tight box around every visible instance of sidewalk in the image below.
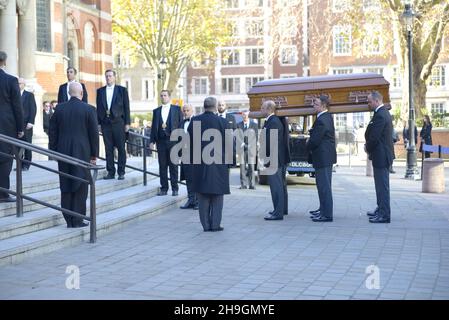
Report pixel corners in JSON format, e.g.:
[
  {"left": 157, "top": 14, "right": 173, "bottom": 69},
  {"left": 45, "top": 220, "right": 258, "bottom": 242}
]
[{"left": 1, "top": 165, "right": 448, "bottom": 300}]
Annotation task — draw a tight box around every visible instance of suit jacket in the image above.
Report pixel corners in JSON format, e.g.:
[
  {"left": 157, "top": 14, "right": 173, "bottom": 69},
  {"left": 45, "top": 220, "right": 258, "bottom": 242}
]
[
  {"left": 188, "top": 111, "right": 230, "bottom": 195},
  {"left": 365, "top": 106, "right": 394, "bottom": 168},
  {"left": 49, "top": 97, "right": 99, "bottom": 192},
  {"left": 21, "top": 90, "right": 37, "bottom": 128},
  {"left": 96, "top": 85, "right": 130, "bottom": 126},
  {"left": 150, "top": 104, "right": 183, "bottom": 144},
  {"left": 261, "top": 115, "right": 289, "bottom": 168},
  {"left": 236, "top": 120, "right": 258, "bottom": 158},
  {"left": 57, "top": 82, "right": 88, "bottom": 104},
  {"left": 306, "top": 112, "right": 337, "bottom": 168},
  {"left": 0, "top": 69, "right": 23, "bottom": 162},
  {"left": 43, "top": 111, "right": 52, "bottom": 134},
  {"left": 179, "top": 118, "right": 192, "bottom": 181}
]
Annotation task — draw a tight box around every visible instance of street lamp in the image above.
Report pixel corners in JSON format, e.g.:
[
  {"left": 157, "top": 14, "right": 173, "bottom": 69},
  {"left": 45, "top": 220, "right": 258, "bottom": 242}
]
[
  {"left": 159, "top": 57, "right": 168, "bottom": 89},
  {"left": 402, "top": 3, "right": 418, "bottom": 179}
]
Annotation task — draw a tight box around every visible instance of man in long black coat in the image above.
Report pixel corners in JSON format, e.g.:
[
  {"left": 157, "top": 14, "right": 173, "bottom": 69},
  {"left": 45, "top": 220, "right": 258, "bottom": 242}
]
[
  {"left": 188, "top": 97, "right": 230, "bottom": 232},
  {"left": 96, "top": 69, "right": 130, "bottom": 180},
  {"left": 306, "top": 96, "right": 337, "bottom": 222},
  {"left": 0, "top": 51, "right": 24, "bottom": 203},
  {"left": 49, "top": 82, "right": 99, "bottom": 228},
  {"left": 365, "top": 91, "right": 394, "bottom": 223},
  {"left": 259, "top": 100, "right": 289, "bottom": 221},
  {"left": 150, "top": 90, "right": 183, "bottom": 196},
  {"left": 57, "top": 67, "right": 88, "bottom": 104},
  {"left": 18, "top": 78, "right": 37, "bottom": 171}
]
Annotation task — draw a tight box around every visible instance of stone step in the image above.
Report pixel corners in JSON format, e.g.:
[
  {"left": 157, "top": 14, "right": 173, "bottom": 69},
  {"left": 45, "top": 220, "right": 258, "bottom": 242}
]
[
  {"left": 0, "top": 171, "right": 148, "bottom": 218},
  {"left": 0, "top": 187, "right": 187, "bottom": 266},
  {"left": 0, "top": 178, "right": 165, "bottom": 240}
]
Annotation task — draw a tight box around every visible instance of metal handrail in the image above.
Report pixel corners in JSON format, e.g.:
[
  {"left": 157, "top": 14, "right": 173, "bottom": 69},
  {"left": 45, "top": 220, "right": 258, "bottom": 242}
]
[
  {"left": 98, "top": 130, "right": 186, "bottom": 186},
  {"left": 0, "top": 133, "right": 104, "bottom": 243}
]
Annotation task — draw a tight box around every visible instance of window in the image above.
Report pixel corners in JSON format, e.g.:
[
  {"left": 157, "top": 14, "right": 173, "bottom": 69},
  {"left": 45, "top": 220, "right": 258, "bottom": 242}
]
[
  {"left": 228, "top": 20, "right": 240, "bottom": 38},
  {"left": 353, "top": 112, "right": 367, "bottom": 128},
  {"left": 36, "top": 0, "right": 51, "bottom": 52},
  {"left": 335, "top": 114, "right": 347, "bottom": 128},
  {"left": 222, "top": 49, "right": 240, "bottom": 66},
  {"left": 431, "top": 103, "right": 446, "bottom": 115},
  {"left": 333, "top": 0, "right": 349, "bottom": 12},
  {"left": 84, "top": 22, "right": 95, "bottom": 57},
  {"left": 333, "top": 26, "right": 352, "bottom": 56},
  {"left": 429, "top": 66, "right": 446, "bottom": 87},
  {"left": 245, "top": 0, "right": 263, "bottom": 7},
  {"left": 122, "top": 79, "right": 132, "bottom": 100},
  {"left": 225, "top": 0, "right": 239, "bottom": 8},
  {"left": 192, "top": 77, "right": 208, "bottom": 95},
  {"left": 363, "top": 0, "right": 381, "bottom": 11},
  {"left": 142, "top": 79, "right": 154, "bottom": 100},
  {"left": 245, "top": 48, "right": 264, "bottom": 65},
  {"left": 245, "top": 76, "right": 264, "bottom": 92},
  {"left": 280, "top": 74, "right": 297, "bottom": 78},
  {"left": 280, "top": 46, "right": 297, "bottom": 65},
  {"left": 332, "top": 68, "right": 353, "bottom": 75},
  {"left": 245, "top": 19, "right": 264, "bottom": 38},
  {"left": 391, "top": 67, "right": 402, "bottom": 88},
  {"left": 67, "top": 42, "right": 75, "bottom": 68},
  {"left": 363, "top": 25, "right": 382, "bottom": 55},
  {"left": 222, "top": 78, "right": 241, "bottom": 94},
  {"left": 362, "top": 68, "right": 383, "bottom": 75}
]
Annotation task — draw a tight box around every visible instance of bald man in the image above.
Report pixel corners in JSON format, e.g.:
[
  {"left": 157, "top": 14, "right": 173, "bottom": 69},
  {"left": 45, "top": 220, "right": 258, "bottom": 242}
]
[
  {"left": 49, "top": 82, "right": 99, "bottom": 228},
  {"left": 17, "top": 78, "right": 37, "bottom": 171}
]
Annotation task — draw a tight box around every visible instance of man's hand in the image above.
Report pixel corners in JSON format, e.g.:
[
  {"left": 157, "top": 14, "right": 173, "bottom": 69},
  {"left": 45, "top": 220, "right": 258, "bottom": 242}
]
[
  {"left": 150, "top": 143, "right": 155, "bottom": 151},
  {"left": 90, "top": 157, "right": 97, "bottom": 165},
  {"left": 17, "top": 131, "right": 24, "bottom": 138},
  {"left": 98, "top": 125, "right": 102, "bottom": 134},
  {"left": 125, "top": 125, "right": 130, "bottom": 132},
  {"left": 26, "top": 123, "right": 33, "bottom": 130}
]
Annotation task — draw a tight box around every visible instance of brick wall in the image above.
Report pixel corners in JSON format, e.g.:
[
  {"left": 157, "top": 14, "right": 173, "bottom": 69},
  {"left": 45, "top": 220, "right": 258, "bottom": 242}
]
[{"left": 394, "top": 128, "right": 449, "bottom": 159}]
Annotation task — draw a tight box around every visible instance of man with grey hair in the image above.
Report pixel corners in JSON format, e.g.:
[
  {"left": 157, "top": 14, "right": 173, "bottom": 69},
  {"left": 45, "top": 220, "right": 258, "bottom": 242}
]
[
  {"left": 0, "top": 51, "right": 24, "bottom": 203},
  {"left": 365, "top": 91, "right": 394, "bottom": 223},
  {"left": 187, "top": 97, "right": 230, "bottom": 231},
  {"left": 49, "top": 82, "right": 99, "bottom": 228}
]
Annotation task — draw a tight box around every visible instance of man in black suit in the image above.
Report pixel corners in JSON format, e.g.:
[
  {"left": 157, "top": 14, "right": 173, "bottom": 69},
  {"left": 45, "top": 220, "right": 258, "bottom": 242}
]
[
  {"left": 0, "top": 51, "right": 24, "bottom": 203},
  {"left": 96, "top": 69, "right": 130, "bottom": 180},
  {"left": 188, "top": 97, "right": 230, "bottom": 232},
  {"left": 18, "top": 78, "right": 37, "bottom": 171},
  {"left": 49, "top": 82, "right": 99, "bottom": 228},
  {"left": 57, "top": 67, "right": 88, "bottom": 104},
  {"left": 236, "top": 110, "right": 258, "bottom": 189},
  {"left": 259, "top": 100, "right": 289, "bottom": 221},
  {"left": 179, "top": 103, "right": 198, "bottom": 209},
  {"left": 218, "top": 100, "right": 237, "bottom": 165},
  {"left": 306, "top": 96, "right": 337, "bottom": 222},
  {"left": 150, "top": 90, "right": 183, "bottom": 196},
  {"left": 365, "top": 91, "right": 394, "bottom": 223}
]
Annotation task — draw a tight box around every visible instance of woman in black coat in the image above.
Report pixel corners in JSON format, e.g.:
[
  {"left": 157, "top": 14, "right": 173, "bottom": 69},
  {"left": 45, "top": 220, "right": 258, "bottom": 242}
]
[{"left": 419, "top": 115, "right": 433, "bottom": 158}]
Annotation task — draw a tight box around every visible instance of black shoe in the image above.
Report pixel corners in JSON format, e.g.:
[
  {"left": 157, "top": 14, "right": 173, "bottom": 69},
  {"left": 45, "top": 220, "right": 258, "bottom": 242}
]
[
  {"left": 180, "top": 201, "right": 193, "bottom": 209},
  {"left": 103, "top": 174, "right": 115, "bottom": 180},
  {"left": 366, "top": 209, "right": 379, "bottom": 217},
  {"left": 0, "top": 196, "right": 16, "bottom": 203},
  {"left": 172, "top": 190, "right": 178, "bottom": 196},
  {"left": 239, "top": 186, "right": 248, "bottom": 189},
  {"left": 369, "top": 216, "right": 390, "bottom": 223},
  {"left": 312, "top": 215, "right": 333, "bottom": 222},
  {"left": 249, "top": 186, "right": 256, "bottom": 190},
  {"left": 118, "top": 174, "right": 125, "bottom": 180},
  {"left": 157, "top": 190, "right": 168, "bottom": 196},
  {"left": 22, "top": 167, "right": 29, "bottom": 171},
  {"left": 264, "top": 214, "right": 283, "bottom": 221},
  {"left": 309, "top": 208, "right": 320, "bottom": 214},
  {"left": 73, "top": 222, "right": 89, "bottom": 228},
  {"left": 210, "top": 227, "right": 224, "bottom": 232},
  {"left": 390, "top": 170, "right": 396, "bottom": 174},
  {"left": 310, "top": 211, "right": 321, "bottom": 217},
  {"left": 193, "top": 203, "right": 199, "bottom": 210},
  {"left": 284, "top": 212, "right": 288, "bottom": 215}
]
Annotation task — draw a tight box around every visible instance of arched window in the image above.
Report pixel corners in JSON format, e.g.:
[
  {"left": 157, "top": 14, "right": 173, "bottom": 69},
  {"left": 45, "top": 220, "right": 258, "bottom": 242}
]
[
  {"left": 84, "top": 22, "right": 95, "bottom": 57},
  {"left": 67, "top": 42, "right": 74, "bottom": 67},
  {"left": 36, "top": 0, "right": 51, "bottom": 51}
]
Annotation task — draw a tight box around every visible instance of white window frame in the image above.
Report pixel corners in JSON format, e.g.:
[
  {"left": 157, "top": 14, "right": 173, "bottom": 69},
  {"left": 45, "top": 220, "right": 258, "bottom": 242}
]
[
  {"left": 121, "top": 78, "right": 132, "bottom": 100},
  {"left": 335, "top": 113, "right": 347, "bottom": 128},
  {"left": 245, "top": 75, "right": 265, "bottom": 92},
  {"left": 244, "top": 0, "right": 263, "bottom": 8},
  {"left": 429, "top": 65, "right": 446, "bottom": 87},
  {"left": 192, "top": 77, "right": 209, "bottom": 95},
  {"left": 363, "top": 0, "right": 381, "bottom": 11},
  {"left": 391, "top": 66, "right": 402, "bottom": 89},
  {"left": 224, "top": 0, "right": 240, "bottom": 9},
  {"left": 362, "top": 67, "right": 384, "bottom": 75},
  {"left": 222, "top": 77, "right": 241, "bottom": 94},
  {"left": 363, "top": 25, "right": 382, "bottom": 55},
  {"left": 280, "top": 46, "right": 298, "bottom": 65},
  {"left": 333, "top": 25, "right": 352, "bottom": 56},
  {"left": 332, "top": 0, "right": 349, "bottom": 12},
  {"left": 222, "top": 49, "right": 241, "bottom": 66},
  {"left": 280, "top": 73, "right": 297, "bottom": 78},
  {"left": 245, "top": 19, "right": 264, "bottom": 38},
  {"left": 430, "top": 102, "right": 446, "bottom": 115},
  {"left": 332, "top": 67, "right": 353, "bottom": 75},
  {"left": 245, "top": 47, "right": 264, "bottom": 65},
  {"left": 141, "top": 78, "right": 154, "bottom": 101}
]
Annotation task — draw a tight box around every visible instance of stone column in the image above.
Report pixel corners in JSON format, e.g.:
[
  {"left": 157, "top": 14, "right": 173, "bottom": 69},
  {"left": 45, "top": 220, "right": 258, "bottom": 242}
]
[{"left": 0, "top": 0, "right": 18, "bottom": 76}]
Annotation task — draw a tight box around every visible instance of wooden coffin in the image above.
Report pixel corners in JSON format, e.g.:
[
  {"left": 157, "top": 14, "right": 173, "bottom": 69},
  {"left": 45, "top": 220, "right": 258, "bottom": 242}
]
[{"left": 247, "top": 73, "right": 390, "bottom": 118}]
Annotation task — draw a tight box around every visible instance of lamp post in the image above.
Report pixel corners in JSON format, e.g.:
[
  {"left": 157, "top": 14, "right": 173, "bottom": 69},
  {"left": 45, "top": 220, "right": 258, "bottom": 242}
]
[{"left": 402, "top": 3, "right": 418, "bottom": 179}]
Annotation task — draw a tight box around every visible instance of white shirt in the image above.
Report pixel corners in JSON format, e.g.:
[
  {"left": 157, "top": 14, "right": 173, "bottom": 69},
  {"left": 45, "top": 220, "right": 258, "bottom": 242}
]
[
  {"left": 67, "top": 80, "right": 76, "bottom": 100},
  {"left": 183, "top": 117, "right": 191, "bottom": 133},
  {"left": 161, "top": 103, "right": 171, "bottom": 124},
  {"left": 106, "top": 85, "right": 115, "bottom": 110},
  {"left": 21, "top": 90, "right": 24, "bottom": 96},
  {"left": 219, "top": 112, "right": 226, "bottom": 119},
  {"left": 317, "top": 110, "right": 328, "bottom": 118},
  {"left": 243, "top": 120, "right": 250, "bottom": 129},
  {"left": 265, "top": 113, "right": 274, "bottom": 122},
  {"left": 375, "top": 104, "right": 384, "bottom": 113}
]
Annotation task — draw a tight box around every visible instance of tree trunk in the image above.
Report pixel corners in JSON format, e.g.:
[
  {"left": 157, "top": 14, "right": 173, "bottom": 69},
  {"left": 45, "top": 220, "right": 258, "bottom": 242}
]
[{"left": 414, "top": 77, "right": 427, "bottom": 121}]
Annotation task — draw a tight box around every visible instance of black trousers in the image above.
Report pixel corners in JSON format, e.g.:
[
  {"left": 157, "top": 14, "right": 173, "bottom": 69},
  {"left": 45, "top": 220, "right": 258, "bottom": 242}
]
[
  {"left": 267, "top": 166, "right": 286, "bottom": 217},
  {"left": 157, "top": 140, "right": 178, "bottom": 191},
  {"left": 182, "top": 163, "right": 197, "bottom": 204},
  {"left": 197, "top": 193, "right": 223, "bottom": 231},
  {"left": 20, "top": 128, "right": 33, "bottom": 168},
  {"left": 0, "top": 159, "right": 13, "bottom": 199},
  {"left": 373, "top": 167, "right": 390, "bottom": 220},
  {"left": 61, "top": 183, "right": 88, "bottom": 227},
  {"left": 315, "top": 166, "right": 333, "bottom": 219},
  {"left": 102, "top": 121, "right": 126, "bottom": 176}
]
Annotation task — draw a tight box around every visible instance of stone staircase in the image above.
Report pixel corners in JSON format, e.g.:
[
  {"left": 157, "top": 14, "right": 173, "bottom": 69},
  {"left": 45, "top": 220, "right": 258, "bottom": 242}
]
[{"left": 0, "top": 159, "right": 187, "bottom": 266}]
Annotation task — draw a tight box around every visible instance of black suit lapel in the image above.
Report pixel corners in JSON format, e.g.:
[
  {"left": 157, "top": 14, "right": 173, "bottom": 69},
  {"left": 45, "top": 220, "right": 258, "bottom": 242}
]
[
  {"left": 102, "top": 87, "right": 108, "bottom": 111},
  {"left": 111, "top": 86, "right": 119, "bottom": 110}
]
